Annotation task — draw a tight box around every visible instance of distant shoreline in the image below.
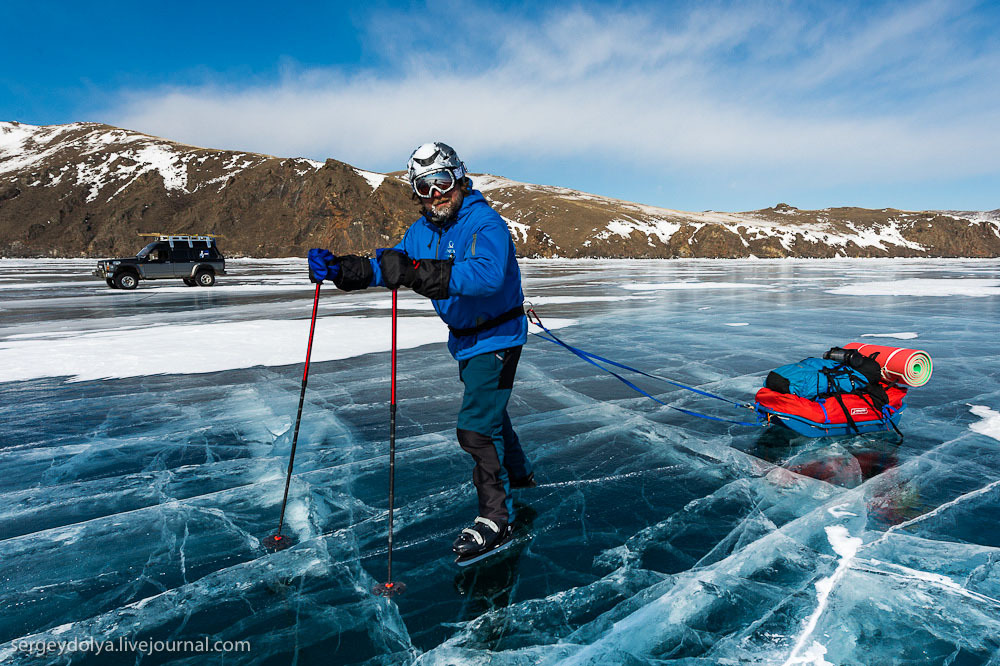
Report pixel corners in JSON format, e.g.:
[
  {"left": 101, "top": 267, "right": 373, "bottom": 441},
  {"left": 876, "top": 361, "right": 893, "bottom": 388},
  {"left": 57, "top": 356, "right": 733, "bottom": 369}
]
[{"left": 3, "top": 256, "right": 998, "bottom": 263}]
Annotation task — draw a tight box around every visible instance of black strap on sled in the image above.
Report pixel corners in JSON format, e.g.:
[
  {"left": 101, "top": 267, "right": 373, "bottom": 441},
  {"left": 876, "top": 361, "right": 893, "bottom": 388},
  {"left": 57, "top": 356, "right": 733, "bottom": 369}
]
[
  {"left": 830, "top": 392, "right": 863, "bottom": 436},
  {"left": 820, "top": 364, "right": 903, "bottom": 438},
  {"left": 820, "top": 363, "right": 868, "bottom": 397}
]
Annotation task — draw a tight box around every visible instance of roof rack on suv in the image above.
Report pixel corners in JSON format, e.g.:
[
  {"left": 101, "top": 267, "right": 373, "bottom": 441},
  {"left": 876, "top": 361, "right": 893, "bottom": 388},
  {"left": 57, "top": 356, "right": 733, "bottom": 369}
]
[{"left": 137, "top": 233, "right": 224, "bottom": 246}]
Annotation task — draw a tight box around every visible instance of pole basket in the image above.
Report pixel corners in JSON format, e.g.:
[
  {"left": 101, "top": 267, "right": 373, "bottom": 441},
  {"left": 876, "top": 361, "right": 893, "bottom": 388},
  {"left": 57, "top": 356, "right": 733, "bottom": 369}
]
[
  {"left": 262, "top": 534, "right": 296, "bottom": 552},
  {"left": 372, "top": 581, "right": 407, "bottom": 597}
]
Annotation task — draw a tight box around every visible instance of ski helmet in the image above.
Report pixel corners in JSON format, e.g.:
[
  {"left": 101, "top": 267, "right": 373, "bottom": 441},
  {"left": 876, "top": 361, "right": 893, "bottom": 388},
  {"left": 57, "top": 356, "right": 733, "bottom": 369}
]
[{"left": 406, "top": 142, "right": 466, "bottom": 193}]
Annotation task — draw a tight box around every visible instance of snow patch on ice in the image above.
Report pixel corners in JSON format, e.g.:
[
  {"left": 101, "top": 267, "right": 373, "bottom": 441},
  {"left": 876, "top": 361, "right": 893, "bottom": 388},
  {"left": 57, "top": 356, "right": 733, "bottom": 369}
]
[
  {"left": 827, "top": 504, "right": 857, "bottom": 518},
  {"left": 827, "top": 527, "right": 863, "bottom": 559},
  {"left": 828, "top": 278, "right": 1000, "bottom": 297},
  {"left": 621, "top": 281, "right": 764, "bottom": 291},
  {"left": 969, "top": 405, "right": 1000, "bottom": 441},
  {"left": 524, "top": 294, "right": 655, "bottom": 306},
  {"left": 0, "top": 315, "right": 576, "bottom": 383},
  {"left": 861, "top": 332, "right": 918, "bottom": 339}
]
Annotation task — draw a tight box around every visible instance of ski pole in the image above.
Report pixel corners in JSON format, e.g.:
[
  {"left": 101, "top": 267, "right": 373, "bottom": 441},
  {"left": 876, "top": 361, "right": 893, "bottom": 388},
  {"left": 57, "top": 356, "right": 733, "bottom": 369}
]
[
  {"left": 263, "top": 282, "right": 321, "bottom": 552},
  {"left": 374, "top": 288, "right": 406, "bottom": 597}
]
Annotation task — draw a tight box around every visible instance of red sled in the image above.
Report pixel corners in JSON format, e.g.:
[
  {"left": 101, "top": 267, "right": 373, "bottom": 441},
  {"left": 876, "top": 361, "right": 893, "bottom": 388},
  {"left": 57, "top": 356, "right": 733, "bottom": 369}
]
[{"left": 755, "top": 383, "right": 907, "bottom": 437}]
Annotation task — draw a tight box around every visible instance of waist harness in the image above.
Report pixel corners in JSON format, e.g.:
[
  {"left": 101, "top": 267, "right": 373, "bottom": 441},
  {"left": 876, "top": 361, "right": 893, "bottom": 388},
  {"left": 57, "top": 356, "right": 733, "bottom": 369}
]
[{"left": 448, "top": 305, "right": 525, "bottom": 337}]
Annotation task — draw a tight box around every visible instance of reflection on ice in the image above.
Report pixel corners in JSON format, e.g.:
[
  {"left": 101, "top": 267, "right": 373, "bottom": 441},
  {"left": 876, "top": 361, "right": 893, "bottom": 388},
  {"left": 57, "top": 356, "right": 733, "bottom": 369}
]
[{"left": 0, "top": 258, "right": 998, "bottom": 664}]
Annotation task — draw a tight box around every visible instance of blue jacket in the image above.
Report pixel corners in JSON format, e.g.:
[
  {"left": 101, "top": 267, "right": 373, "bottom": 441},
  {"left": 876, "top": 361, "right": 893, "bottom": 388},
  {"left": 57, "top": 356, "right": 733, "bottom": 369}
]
[{"left": 370, "top": 189, "right": 527, "bottom": 360}]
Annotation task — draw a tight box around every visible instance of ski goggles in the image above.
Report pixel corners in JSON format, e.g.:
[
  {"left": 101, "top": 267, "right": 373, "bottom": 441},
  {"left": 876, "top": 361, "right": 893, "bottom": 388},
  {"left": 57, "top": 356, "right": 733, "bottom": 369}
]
[{"left": 412, "top": 169, "right": 458, "bottom": 198}]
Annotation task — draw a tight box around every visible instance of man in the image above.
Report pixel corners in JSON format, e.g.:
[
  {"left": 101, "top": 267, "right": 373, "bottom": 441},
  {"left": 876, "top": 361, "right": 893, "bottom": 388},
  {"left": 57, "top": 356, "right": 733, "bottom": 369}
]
[{"left": 308, "top": 142, "right": 534, "bottom": 558}]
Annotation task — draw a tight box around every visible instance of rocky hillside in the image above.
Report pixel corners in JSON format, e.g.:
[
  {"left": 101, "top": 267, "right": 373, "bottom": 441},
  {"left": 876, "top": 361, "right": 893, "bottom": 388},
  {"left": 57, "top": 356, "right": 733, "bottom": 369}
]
[{"left": 2, "top": 121, "right": 998, "bottom": 258}]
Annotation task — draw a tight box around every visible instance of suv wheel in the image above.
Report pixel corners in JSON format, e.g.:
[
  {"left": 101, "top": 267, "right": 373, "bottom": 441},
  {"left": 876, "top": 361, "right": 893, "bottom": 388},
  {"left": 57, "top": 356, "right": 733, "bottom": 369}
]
[
  {"left": 183, "top": 277, "right": 197, "bottom": 286},
  {"left": 195, "top": 270, "right": 216, "bottom": 287},
  {"left": 114, "top": 271, "right": 139, "bottom": 290},
  {"left": 106, "top": 278, "right": 117, "bottom": 289}
]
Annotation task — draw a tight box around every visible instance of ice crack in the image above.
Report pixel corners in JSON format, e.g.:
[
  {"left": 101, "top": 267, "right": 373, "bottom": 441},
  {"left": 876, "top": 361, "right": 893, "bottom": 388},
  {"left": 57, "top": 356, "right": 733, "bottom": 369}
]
[{"left": 782, "top": 525, "right": 862, "bottom": 666}]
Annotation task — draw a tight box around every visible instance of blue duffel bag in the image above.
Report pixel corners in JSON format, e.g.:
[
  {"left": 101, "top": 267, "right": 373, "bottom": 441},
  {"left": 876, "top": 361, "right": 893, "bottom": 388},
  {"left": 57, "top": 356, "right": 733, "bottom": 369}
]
[{"left": 764, "top": 358, "right": 870, "bottom": 400}]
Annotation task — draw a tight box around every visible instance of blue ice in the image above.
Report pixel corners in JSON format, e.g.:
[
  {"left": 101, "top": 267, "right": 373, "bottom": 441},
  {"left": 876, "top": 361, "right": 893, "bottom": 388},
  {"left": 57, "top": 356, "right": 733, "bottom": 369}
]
[{"left": 1, "top": 258, "right": 999, "bottom": 665}]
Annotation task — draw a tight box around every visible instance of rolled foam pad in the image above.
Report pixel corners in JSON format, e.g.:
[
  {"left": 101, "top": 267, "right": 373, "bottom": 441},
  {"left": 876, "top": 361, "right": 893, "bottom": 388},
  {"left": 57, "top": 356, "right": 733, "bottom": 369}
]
[{"left": 844, "top": 342, "right": 932, "bottom": 387}]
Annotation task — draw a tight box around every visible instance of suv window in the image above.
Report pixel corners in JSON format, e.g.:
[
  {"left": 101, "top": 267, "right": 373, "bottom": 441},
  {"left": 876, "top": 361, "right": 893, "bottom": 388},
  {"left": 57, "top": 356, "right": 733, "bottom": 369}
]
[
  {"left": 170, "top": 246, "right": 192, "bottom": 262},
  {"left": 148, "top": 243, "right": 170, "bottom": 263},
  {"left": 192, "top": 245, "right": 221, "bottom": 260}
]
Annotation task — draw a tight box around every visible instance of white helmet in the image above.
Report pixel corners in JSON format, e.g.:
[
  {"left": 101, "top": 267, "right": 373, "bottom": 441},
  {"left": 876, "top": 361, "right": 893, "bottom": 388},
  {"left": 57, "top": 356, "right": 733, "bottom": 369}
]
[{"left": 406, "top": 142, "right": 466, "bottom": 190}]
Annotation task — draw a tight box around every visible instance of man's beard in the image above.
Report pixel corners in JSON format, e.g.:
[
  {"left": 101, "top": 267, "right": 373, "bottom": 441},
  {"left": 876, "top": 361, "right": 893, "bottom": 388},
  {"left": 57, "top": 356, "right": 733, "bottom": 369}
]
[{"left": 423, "top": 196, "right": 461, "bottom": 226}]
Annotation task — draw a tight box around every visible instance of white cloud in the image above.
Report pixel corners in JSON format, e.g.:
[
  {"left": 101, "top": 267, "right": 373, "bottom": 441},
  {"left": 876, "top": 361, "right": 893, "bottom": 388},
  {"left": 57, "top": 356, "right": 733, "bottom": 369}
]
[{"left": 103, "top": 2, "right": 1000, "bottom": 193}]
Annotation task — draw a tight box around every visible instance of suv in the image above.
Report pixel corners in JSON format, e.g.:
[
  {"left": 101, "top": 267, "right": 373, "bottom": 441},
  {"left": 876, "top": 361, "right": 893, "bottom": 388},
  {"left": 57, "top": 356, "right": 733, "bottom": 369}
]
[{"left": 94, "top": 234, "right": 227, "bottom": 289}]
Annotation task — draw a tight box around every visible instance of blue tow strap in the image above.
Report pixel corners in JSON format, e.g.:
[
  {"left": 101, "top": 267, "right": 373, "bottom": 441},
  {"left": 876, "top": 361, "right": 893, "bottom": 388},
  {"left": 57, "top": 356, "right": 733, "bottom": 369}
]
[{"left": 526, "top": 309, "right": 763, "bottom": 428}]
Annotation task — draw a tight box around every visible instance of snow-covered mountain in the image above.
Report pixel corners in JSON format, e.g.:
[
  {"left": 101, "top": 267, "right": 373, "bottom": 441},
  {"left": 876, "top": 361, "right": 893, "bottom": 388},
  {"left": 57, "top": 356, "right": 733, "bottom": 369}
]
[{"left": 2, "top": 121, "right": 998, "bottom": 258}]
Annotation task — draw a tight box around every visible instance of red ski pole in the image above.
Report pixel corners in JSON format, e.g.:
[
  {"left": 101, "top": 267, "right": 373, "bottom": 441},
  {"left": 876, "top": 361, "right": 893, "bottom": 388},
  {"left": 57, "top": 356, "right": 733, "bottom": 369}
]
[
  {"left": 263, "top": 282, "right": 321, "bottom": 552},
  {"left": 374, "top": 288, "right": 406, "bottom": 597}
]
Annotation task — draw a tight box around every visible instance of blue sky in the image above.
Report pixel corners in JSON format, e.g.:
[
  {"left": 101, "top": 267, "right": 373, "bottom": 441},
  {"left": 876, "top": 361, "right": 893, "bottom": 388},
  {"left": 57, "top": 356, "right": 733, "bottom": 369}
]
[{"left": 3, "top": 0, "right": 998, "bottom": 212}]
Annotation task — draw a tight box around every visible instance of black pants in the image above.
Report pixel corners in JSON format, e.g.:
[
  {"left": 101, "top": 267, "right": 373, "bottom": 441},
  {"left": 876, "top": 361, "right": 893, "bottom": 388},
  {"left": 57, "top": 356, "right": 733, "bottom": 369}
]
[{"left": 456, "top": 346, "right": 532, "bottom": 523}]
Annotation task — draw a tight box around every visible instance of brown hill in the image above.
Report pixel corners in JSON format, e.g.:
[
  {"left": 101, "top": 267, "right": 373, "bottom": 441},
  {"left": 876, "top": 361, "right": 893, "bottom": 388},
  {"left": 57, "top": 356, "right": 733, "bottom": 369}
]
[{"left": 2, "top": 121, "right": 998, "bottom": 258}]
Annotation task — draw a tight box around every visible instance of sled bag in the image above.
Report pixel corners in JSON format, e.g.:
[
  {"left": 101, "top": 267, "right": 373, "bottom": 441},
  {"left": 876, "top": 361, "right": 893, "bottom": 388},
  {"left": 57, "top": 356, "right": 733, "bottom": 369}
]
[
  {"left": 755, "top": 383, "right": 907, "bottom": 437},
  {"left": 765, "top": 357, "right": 870, "bottom": 401}
]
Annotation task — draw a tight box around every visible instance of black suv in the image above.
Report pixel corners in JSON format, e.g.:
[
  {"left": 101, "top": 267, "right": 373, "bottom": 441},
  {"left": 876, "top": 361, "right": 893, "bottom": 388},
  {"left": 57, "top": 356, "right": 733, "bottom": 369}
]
[{"left": 94, "top": 234, "right": 227, "bottom": 289}]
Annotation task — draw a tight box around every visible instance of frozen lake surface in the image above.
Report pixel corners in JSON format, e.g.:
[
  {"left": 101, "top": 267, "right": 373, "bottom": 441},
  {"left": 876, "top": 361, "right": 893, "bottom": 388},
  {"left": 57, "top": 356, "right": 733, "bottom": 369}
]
[{"left": 1, "top": 258, "right": 999, "bottom": 665}]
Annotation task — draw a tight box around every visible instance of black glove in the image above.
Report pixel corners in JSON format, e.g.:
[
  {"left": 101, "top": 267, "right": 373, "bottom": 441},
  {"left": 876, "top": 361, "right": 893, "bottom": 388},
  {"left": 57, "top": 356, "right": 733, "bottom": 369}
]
[
  {"left": 378, "top": 249, "right": 417, "bottom": 290},
  {"left": 378, "top": 249, "right": 452, "bottom": 299},
  {"left": 332, "top": 254, "right": 374, "bottom": 291}
]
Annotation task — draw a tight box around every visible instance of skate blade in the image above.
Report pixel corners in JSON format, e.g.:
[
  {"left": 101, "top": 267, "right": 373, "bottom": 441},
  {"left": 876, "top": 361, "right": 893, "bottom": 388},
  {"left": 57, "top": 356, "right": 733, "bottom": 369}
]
[{"left": 454, "top": 536, "right": 515, "bottom": 567}]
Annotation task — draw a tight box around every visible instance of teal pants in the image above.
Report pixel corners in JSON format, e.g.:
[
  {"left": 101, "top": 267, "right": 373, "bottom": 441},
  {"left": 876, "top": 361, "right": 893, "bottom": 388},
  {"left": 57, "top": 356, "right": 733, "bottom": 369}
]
[{"left": 456, "top": 346, "right": 531, "bottom": 523}]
